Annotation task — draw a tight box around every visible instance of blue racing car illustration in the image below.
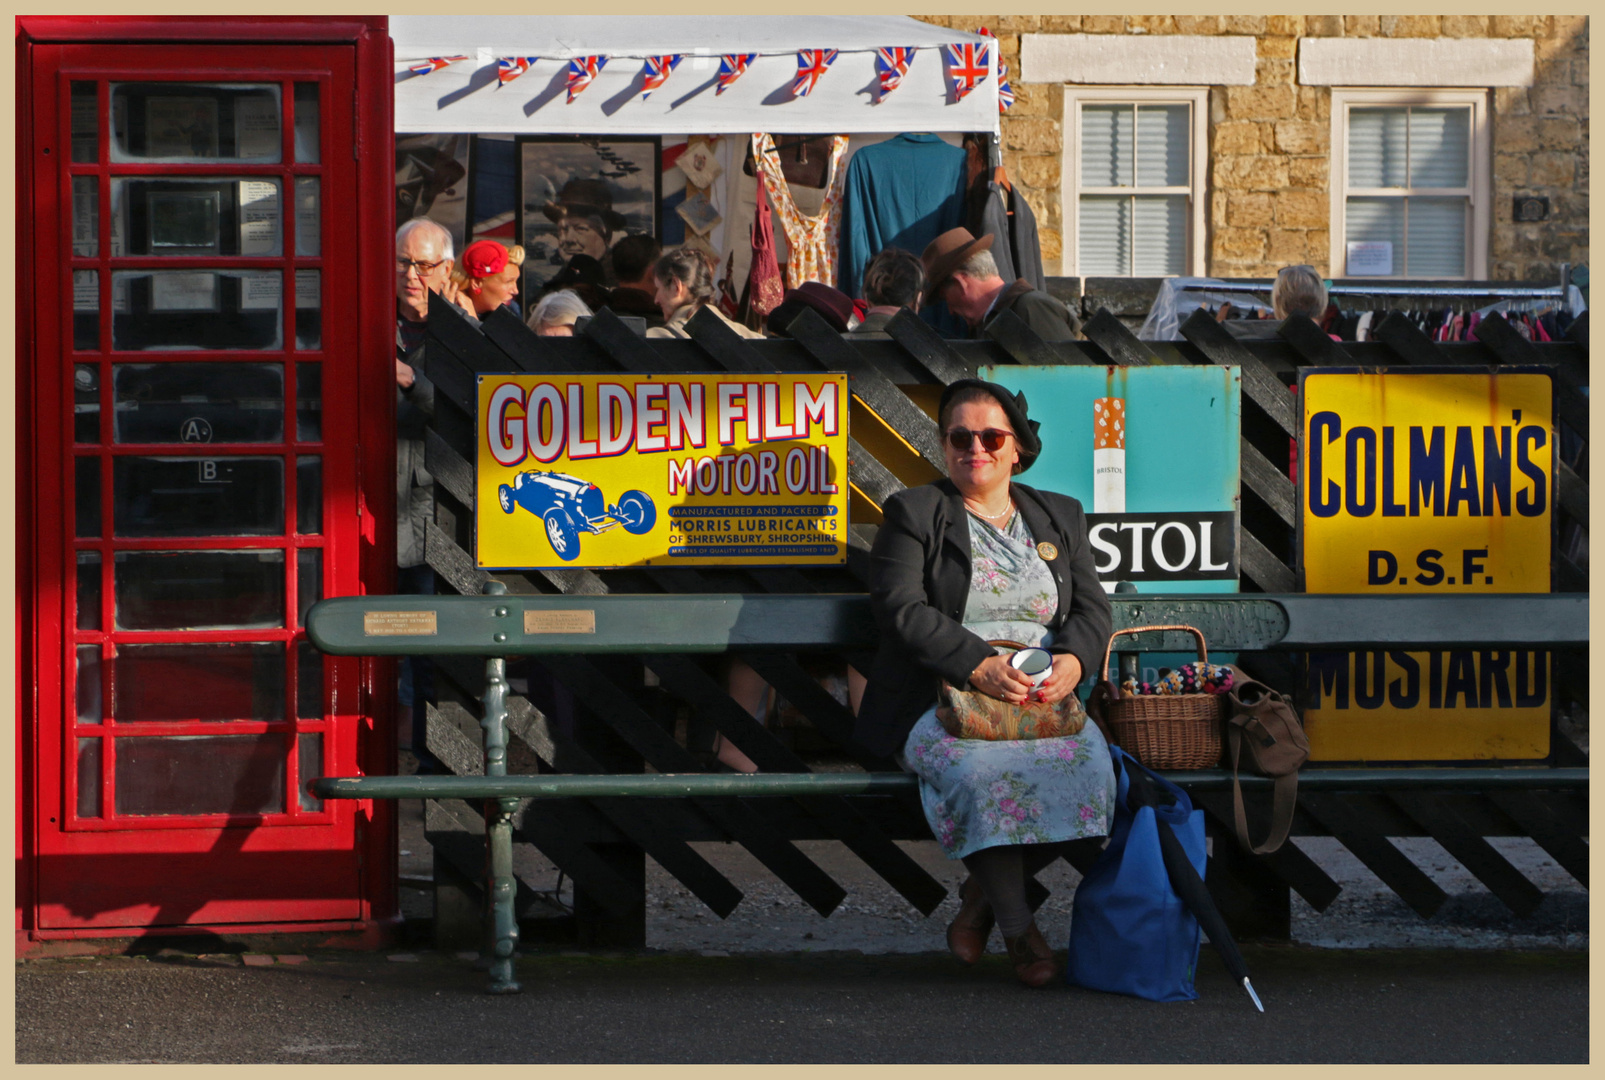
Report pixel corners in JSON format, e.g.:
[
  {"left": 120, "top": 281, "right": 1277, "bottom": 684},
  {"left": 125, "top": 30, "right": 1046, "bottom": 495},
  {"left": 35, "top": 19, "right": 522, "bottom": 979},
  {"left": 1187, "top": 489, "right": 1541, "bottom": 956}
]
[{"left": 497, "top": 469, "right": 656, "bottom": 562}]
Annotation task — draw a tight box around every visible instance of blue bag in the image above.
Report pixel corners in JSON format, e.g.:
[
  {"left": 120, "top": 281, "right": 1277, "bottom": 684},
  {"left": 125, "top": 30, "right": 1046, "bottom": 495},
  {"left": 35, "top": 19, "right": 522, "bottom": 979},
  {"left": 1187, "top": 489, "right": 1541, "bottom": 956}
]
[{"left": 1066, "top": 745, "right": 1208, "bottom": 1002}]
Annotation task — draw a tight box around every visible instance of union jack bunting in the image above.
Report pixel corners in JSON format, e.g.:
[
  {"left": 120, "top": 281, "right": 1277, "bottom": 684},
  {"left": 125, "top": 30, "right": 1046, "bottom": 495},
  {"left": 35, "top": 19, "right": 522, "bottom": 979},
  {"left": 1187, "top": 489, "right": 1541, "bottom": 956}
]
[
  {"left": 716, "top": 53, "right": 756, "bottom": 95},
  {"left": 791, "top": 49, "right": 838, "bottom": 98},
  {"left": 638, "top": 54, "right": 682, "bottom": 101},
  {"left": 997, "top": 62, "right": 1015, "bottom": 113},
  {"left": 566, "top": 55, "right": 608, "bottom": 103},
  {"left": 874, "top": 46, "right": 915, "bottom": 98},
  {"left": 944, "top": 40, "right": 990, "bottom": 101},
  {"left": 497, "top": 57, "right": 537, "bottom": 86},
  {"left": 409, "top": 55, "right": 468, "bottom": 77}
]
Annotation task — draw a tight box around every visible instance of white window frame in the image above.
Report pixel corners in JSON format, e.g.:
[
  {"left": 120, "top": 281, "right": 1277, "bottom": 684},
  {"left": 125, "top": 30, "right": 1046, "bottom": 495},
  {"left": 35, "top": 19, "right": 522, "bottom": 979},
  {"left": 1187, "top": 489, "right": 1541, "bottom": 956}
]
[
  {"left": 1060, "top": 86, "right": 1209, "bottom": 278},
  {"left": 1329, "top": 87, "right": 1491, "bottom": 279}
]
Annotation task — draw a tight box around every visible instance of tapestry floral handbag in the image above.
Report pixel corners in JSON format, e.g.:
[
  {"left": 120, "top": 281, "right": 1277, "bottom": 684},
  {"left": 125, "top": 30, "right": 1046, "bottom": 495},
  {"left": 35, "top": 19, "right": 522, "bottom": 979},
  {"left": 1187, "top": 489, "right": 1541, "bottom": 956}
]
[{"left": 936, "top": 640, "right": 1087, "bottom": 741}]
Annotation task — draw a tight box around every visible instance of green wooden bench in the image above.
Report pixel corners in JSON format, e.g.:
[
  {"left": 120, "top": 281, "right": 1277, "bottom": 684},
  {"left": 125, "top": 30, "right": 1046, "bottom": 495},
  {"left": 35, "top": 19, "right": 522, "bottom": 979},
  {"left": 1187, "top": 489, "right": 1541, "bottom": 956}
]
[{"left": 308, "top": 587, "right": 1588, "bottom": 993}]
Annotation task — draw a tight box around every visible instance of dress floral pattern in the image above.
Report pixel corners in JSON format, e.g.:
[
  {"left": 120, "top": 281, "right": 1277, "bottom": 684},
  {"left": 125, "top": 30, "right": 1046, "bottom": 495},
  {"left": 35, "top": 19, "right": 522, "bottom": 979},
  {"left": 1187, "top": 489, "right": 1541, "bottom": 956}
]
[
  {"left": 753, "top": 133, "right": 849, "bottom": 289},
  {"left": 904, "top": 509, "right": 1116, "bottom": 859}
]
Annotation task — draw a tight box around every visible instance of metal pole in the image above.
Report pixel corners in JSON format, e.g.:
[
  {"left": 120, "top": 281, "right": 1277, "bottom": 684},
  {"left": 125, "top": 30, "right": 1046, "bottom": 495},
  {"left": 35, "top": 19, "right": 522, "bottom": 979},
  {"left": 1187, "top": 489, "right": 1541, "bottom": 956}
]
[{"left": 479, "top": 580, "right": 521, "bottom": 994}]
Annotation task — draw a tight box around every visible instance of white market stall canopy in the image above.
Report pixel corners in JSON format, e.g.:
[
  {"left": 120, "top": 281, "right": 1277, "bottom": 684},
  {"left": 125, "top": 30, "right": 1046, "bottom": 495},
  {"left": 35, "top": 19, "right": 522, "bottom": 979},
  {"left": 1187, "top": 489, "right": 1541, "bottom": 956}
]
[{"left": 391, "top": 16, "right": 1000, "bottom": 135}]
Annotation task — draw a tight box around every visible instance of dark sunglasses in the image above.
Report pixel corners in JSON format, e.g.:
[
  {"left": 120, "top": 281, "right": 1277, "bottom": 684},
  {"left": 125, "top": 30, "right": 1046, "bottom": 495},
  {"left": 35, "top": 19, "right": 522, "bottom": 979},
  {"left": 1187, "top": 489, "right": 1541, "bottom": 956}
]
[{"left": 946, "top": 427, "right": 1014, "bottom": 452}]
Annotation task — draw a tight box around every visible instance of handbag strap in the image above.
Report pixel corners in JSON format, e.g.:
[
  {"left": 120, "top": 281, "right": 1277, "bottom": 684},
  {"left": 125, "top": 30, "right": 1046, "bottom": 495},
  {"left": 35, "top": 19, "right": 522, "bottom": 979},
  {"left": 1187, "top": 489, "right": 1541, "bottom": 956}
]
[{"left": 1227, "top": 722, "right": 1297, "bottom": 855}]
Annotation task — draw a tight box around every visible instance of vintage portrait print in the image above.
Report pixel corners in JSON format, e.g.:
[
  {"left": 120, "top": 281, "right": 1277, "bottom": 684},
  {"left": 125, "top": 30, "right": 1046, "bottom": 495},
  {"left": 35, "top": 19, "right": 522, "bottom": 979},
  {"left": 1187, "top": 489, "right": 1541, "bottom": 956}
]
[{"left": 517, "top": 135, "right": 661, "bottom": 302}]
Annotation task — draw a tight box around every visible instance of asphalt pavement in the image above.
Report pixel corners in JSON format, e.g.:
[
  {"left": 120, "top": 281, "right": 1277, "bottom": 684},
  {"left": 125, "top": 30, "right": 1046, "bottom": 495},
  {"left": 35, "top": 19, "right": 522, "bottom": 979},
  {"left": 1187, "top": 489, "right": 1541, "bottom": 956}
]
[{"left": 14, "top": 946, "right": 1589, "bottom": 1063}]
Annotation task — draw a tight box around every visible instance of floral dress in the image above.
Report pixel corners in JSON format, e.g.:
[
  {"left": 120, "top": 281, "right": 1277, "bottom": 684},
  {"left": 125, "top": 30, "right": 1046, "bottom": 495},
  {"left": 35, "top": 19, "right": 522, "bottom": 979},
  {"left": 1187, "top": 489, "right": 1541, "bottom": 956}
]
[
  {"left": 903, "top": 510, "right": 1116, "bottom": 859},
  {"left": 753, "top": 133, "right": 849, "bottom": 289}
]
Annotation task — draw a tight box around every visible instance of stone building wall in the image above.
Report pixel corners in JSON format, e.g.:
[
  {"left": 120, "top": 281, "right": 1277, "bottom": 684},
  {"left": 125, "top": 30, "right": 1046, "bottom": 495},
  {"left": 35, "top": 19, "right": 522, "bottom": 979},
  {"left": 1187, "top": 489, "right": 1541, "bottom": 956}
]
[{"left": 916, "top": 15, "right": 1588, "bottom": 281}]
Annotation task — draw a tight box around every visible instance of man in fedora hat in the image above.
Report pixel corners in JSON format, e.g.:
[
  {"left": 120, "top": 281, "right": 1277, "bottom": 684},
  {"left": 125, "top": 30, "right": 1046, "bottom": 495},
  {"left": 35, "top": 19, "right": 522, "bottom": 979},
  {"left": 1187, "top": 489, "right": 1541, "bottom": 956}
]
[
  {"left": 921, "top": 227, "right": 1080, "bottom": 341},
  {"left": 543, "top": 178, "right": 630, "bottom": 264}
]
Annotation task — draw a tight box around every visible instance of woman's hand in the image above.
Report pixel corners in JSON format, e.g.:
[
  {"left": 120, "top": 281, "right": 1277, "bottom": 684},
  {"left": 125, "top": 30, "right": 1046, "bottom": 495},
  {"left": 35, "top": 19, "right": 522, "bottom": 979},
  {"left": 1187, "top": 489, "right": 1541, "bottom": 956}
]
[
  {"left": 1027, "top": 653, "right": 1084, "bottom": 705},
  {"left": 967, "top": 654, "right": 1035, "bottom": 704}
]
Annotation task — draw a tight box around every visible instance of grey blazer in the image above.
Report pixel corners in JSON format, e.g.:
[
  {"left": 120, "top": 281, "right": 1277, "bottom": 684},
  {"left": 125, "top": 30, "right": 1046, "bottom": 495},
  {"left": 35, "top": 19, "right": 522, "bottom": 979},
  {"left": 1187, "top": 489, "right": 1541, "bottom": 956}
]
[{"left": 852, "top": 478, "right": 1113, "bottom": 759}]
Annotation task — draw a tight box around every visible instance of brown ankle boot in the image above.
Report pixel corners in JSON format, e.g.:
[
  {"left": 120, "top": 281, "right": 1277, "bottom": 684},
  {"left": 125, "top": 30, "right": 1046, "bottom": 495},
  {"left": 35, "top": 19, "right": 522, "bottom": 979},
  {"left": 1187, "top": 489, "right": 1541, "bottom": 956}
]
[
  {"left": 1002, "top": 920, "right": 1057, "bottom": 988},
  {"left": 946, "top": 876, "right": 994, "bottom": 964}
]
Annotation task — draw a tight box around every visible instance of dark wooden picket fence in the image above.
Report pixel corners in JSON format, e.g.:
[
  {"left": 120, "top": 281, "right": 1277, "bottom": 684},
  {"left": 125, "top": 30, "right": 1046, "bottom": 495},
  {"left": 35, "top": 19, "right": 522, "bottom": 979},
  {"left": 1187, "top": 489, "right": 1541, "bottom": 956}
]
[{"left": 411, "top": 290, "right": 1588, "bottom": 946}]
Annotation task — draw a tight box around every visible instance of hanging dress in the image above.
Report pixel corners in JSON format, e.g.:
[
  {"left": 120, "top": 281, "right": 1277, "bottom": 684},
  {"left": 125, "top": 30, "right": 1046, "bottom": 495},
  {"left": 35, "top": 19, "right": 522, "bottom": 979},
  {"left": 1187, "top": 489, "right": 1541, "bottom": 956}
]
[{"left": 753, "top": 132, "right": 849, "bottom": 289}]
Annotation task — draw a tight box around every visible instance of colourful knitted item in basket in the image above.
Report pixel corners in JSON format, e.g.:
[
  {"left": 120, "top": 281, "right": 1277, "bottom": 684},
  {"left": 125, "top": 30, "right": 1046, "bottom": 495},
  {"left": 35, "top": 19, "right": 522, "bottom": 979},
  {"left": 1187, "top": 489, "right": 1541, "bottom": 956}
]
[{"left": 1121, "top": 661, "right": 1233, "bottom": 697}]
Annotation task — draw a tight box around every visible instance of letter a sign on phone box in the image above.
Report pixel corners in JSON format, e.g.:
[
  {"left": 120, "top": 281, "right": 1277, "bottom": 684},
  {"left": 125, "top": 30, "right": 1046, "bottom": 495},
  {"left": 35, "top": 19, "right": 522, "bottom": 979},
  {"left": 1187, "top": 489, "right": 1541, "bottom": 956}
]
[{"left": 476, "top": 373, "right": 848, "bottom": 569}]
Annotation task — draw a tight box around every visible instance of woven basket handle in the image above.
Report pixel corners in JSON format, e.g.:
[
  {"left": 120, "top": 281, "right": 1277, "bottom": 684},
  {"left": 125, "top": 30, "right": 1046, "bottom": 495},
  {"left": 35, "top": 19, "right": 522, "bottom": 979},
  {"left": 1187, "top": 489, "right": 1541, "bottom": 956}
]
[{"left": 1100, "top": 625, "right": 1210, "bottom": 685}]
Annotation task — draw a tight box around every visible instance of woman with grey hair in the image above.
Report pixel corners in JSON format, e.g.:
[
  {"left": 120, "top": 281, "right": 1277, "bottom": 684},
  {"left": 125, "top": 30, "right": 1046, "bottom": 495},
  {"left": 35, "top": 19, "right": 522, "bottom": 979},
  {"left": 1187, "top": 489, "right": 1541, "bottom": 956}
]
[
  {"left": 1271, "top": 264, "right": 1328, "bottom": 320},
  {"left": 527, "top": 289, "right": 592, "bottom": 337}
]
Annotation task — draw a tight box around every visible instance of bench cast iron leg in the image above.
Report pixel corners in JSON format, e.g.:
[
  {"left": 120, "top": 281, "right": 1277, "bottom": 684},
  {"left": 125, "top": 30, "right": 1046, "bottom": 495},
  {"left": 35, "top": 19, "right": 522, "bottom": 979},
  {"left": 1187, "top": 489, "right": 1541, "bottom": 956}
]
[{"left": 480, "top": 581, "right": 521, "bottom": 993}]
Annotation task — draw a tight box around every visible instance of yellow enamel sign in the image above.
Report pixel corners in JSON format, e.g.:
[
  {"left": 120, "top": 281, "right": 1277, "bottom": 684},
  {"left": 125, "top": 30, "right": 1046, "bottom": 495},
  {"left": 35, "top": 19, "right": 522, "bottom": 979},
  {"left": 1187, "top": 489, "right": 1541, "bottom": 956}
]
[
  {"left": 476, "top": 373, "right": 848, "bottom": 569},
  {"left": 1301, "top": 371, "right": 1553, "bottom": 593}
]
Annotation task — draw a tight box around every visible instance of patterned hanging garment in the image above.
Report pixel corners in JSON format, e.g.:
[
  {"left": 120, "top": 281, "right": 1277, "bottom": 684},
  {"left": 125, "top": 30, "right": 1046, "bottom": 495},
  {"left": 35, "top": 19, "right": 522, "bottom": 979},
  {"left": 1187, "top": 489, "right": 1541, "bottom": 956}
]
[
  {"left": 748, "top": 158, "right": 786, "bottom": 317},
  {"left": 639, "top": 55, "right": 682, "bottom": 101},
  {"left": 410, "top": 56, "right": 468, "bottom": 77},
  {"left": 752, "top": 132, "right": 850, "bottom": 289}
]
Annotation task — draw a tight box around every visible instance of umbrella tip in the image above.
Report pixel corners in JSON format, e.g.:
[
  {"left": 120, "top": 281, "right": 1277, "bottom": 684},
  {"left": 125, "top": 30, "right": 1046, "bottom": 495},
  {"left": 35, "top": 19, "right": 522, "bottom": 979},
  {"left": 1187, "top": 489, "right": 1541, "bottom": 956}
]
[{"left": 1243, "top": 977, "right": 1264, "bottom": 1013}]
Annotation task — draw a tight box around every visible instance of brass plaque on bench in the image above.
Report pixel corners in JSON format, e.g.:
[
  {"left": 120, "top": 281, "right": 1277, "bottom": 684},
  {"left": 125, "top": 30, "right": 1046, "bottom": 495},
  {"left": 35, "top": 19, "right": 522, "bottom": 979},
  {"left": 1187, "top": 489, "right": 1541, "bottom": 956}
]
[
  {"left": 524, "top": 609, "right": 597, "bottom": 634},
  {"left": 363, "top": 610, "right": 438, "bottom": 636}
]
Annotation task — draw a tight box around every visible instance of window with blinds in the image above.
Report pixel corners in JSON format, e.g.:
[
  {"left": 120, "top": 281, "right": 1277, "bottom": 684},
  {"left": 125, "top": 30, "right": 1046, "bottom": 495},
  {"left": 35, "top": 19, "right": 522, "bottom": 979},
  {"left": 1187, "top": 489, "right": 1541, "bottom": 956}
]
[
  {"left": 1076, "top": 102, "right": 1193, "bottom": 276},
  {"left": 1332, "top": 91, "right": 1489, "bottom": 280}
]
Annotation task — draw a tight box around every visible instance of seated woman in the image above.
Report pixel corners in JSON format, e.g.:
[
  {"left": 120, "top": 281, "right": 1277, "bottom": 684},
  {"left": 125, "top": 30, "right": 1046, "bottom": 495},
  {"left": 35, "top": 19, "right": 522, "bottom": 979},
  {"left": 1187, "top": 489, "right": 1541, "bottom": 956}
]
[
  {"left": 854, "top": 378, "right": 1115, "bottom": 987},
  {"left": 526, "top": 289, "right": 592, "bottom": 337},
  {"left": 646, "top": 247, "right": 763, "bottom": 340}
]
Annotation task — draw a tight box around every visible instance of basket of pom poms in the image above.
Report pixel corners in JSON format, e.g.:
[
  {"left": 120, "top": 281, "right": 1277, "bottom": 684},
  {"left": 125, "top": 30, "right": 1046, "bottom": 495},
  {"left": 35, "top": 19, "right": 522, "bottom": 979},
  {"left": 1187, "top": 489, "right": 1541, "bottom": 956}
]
[{"left": 1090, "top": 625, "right": 1233, "bottom": 769}]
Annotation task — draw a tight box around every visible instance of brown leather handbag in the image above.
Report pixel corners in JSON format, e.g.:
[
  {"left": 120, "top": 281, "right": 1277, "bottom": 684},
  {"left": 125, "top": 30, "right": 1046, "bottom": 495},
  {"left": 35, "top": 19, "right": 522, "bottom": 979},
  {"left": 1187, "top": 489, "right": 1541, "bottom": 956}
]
[{"left": 936, "top": 641, "right": 1087, "bottom": 741}]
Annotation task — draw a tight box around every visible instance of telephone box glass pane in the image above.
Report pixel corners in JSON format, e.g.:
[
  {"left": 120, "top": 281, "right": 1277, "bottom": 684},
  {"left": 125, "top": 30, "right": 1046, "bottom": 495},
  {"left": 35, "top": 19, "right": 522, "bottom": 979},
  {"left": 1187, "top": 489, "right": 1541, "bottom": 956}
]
[
  {"left": 72, "top": 177, "right": 99, "bottom": 257},
  {"left": 296, "top": 639, "right": 323, "bottom": 719},
  {"left": 113, "top": 456, "right": 284, "bottom": 537},
  {"left": 114, "top": 734, "right": 285, "bottom": 816},
  {"left": 294, "top": 178, "right": 320, "bottom": 256},
  {"left": 77, "top": 738, "right": 102, "bottom": 818},
  {"left": 77, "top": 552, "right": 102, "bottom": 631},
  {"left": 115, "top": 550, "right": 285, "bottom": 631},
  {"left": 297, "top": 549, "right": 321, "bottom": 628},
  {"left": 295, "top": 363, "right": 321, "bottom": 441},
  {"left": 111, "top": 270, "right": 284, "bottom": 352},
  {"left": 109, "top": 83, "right": 281, "bottom": 164},
  {"left": 295, "top": 270, "right": 321, "bottom": 350},
  {"left": 296, "top": 457, "right": 322, "bottom": 534},
  {"left": 75, "top": 456, "right": 101, "bottom": 537},
  {"left": 113, "top": 642, "right": 284, "bottom": 723},
  {"left": 76, "top": 645, "right": 103, "bottom": 723},
  {"left": 73, "top": 272, "right": 101, "bottom": 352},
  {"left": 293, "top": 83, "right": 320, "bottom": 163},
  {"left": 113, "top": 363, "right": 283, "bottom": 444},
  {"left": 110, "top": 177, "right": 283, "bottom": 257},
  {"left": 74, "top": 364, "right": 101, "bottom": 442},
  {"left": 71, "top": 81, "right": 99, "bottom": 163},
  {"left": 297, "top": 733, "right": 323, "bottom": 811}
]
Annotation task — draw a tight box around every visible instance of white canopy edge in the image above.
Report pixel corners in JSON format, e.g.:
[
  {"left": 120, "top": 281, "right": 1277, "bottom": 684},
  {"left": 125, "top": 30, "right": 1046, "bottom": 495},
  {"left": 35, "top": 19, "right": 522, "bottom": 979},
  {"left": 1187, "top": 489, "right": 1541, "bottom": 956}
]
[{"left": 392, "top": 16, "right": 1000, "bottom": 136}]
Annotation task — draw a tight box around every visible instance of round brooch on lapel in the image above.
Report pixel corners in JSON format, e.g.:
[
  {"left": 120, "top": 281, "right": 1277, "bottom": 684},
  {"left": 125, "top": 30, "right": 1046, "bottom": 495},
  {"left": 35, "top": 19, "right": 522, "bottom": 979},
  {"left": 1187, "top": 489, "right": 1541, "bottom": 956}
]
[{"left": 1036, "top": 541, "right": 1059, "bottom": 561}]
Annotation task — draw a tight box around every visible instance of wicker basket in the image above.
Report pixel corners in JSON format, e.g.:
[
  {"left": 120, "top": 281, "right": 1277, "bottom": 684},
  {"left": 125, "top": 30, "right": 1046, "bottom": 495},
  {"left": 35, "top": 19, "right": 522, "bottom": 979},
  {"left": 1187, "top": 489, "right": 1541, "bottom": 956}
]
[{"left": 1099, "top": 625, "right": 1226, "bottom": 770}]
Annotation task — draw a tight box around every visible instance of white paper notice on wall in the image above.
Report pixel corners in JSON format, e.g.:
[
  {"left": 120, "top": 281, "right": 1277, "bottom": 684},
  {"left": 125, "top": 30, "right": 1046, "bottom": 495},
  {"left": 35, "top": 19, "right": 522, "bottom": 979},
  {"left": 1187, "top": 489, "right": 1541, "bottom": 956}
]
[
  {"left": 240, "top": 272, "right": 282, "bottom": 311},
  {"left": 1346, "top": 241, "right": 1393, "bottom": 276}
]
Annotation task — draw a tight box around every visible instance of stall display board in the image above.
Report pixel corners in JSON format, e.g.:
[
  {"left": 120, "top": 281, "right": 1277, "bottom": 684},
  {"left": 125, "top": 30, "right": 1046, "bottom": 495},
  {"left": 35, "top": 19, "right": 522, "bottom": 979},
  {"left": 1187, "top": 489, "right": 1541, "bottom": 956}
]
[
  {"left": 983, "top": 364, "right": 1242, "bottom": 596},
  {"left": 477, "top": 373, "right": 848, "bottom": 569},
  {"left": 1299, "top": 367, "right": 1555, "bottom": 762}
]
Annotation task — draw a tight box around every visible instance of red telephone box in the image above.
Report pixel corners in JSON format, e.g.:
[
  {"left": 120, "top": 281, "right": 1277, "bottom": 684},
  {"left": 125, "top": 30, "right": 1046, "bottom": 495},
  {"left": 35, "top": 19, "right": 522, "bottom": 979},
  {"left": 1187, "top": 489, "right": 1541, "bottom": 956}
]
[{"left": 16, "top": 17, "right": 398, "bottom": 948}]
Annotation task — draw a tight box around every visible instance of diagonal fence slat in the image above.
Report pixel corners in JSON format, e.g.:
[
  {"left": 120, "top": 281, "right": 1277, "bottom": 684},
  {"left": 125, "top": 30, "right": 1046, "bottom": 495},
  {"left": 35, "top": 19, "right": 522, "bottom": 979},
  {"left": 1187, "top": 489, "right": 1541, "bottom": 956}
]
[
  {"left": 883, "top": 309, "right": 977, "bottom": 384},
  {"left": 1081, "top": 308, "right": 1155, "bottom": 367},
  {"left": 1388, "top": 792, "right": 1546, "bottom": 917},
  {"left": 1278, "top": 313, "right": 1348, "bottom": 366},
  {"left": 1180, "top": 309, "right": 1298, "bottom": 437},
  {"left": 1240, "top": 435, "right": 1298, "bottom": 528},
  {"left": 984, "top": 307, "right": 1069, "bottom": 367}
]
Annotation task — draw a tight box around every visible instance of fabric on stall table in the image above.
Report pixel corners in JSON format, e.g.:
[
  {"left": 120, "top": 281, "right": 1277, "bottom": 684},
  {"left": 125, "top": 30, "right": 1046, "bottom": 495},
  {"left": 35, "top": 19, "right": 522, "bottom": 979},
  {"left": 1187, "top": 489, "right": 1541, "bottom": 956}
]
[
  {"left": 753, "top": 132, "right": 849, "bottom": 289},
  {"left": 747, "top": 154, "right": 785, "bottom": 318}
]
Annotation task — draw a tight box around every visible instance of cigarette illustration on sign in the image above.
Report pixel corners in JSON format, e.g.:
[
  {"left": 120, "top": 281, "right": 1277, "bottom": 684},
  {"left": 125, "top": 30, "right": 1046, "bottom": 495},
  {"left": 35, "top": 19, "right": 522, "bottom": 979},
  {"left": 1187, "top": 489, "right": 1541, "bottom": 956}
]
[
  {"left": 1092, "top": 397, "right": 1126, "bottom": 513},
  {"left": 476, "top": 373, "right": 848, "bottom": 569}
]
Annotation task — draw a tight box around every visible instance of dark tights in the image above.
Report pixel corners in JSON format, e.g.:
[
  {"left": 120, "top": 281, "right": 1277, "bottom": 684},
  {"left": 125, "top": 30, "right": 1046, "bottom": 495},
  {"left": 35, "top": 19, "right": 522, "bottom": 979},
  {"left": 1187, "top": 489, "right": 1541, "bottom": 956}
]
[{"left": 961, "top": 841, "right": 1075, "bottom": 937}]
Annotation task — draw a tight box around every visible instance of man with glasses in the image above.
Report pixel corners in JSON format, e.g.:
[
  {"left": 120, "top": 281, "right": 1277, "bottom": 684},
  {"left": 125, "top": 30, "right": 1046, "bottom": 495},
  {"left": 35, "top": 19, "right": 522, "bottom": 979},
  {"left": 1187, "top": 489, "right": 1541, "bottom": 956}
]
[
  {"left": 394, "top": 216, "right": 455, "bottom": 773},
  {"left": 921, "top": 227, "right": 1079, "bottom": 342}
]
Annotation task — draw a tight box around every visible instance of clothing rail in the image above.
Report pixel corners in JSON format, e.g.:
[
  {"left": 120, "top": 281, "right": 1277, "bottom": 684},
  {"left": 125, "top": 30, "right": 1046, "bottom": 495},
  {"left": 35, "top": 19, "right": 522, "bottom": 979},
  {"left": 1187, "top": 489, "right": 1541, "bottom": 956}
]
[{"left": 1189, "top": 263, "right": 1570, "bottom": 300}]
